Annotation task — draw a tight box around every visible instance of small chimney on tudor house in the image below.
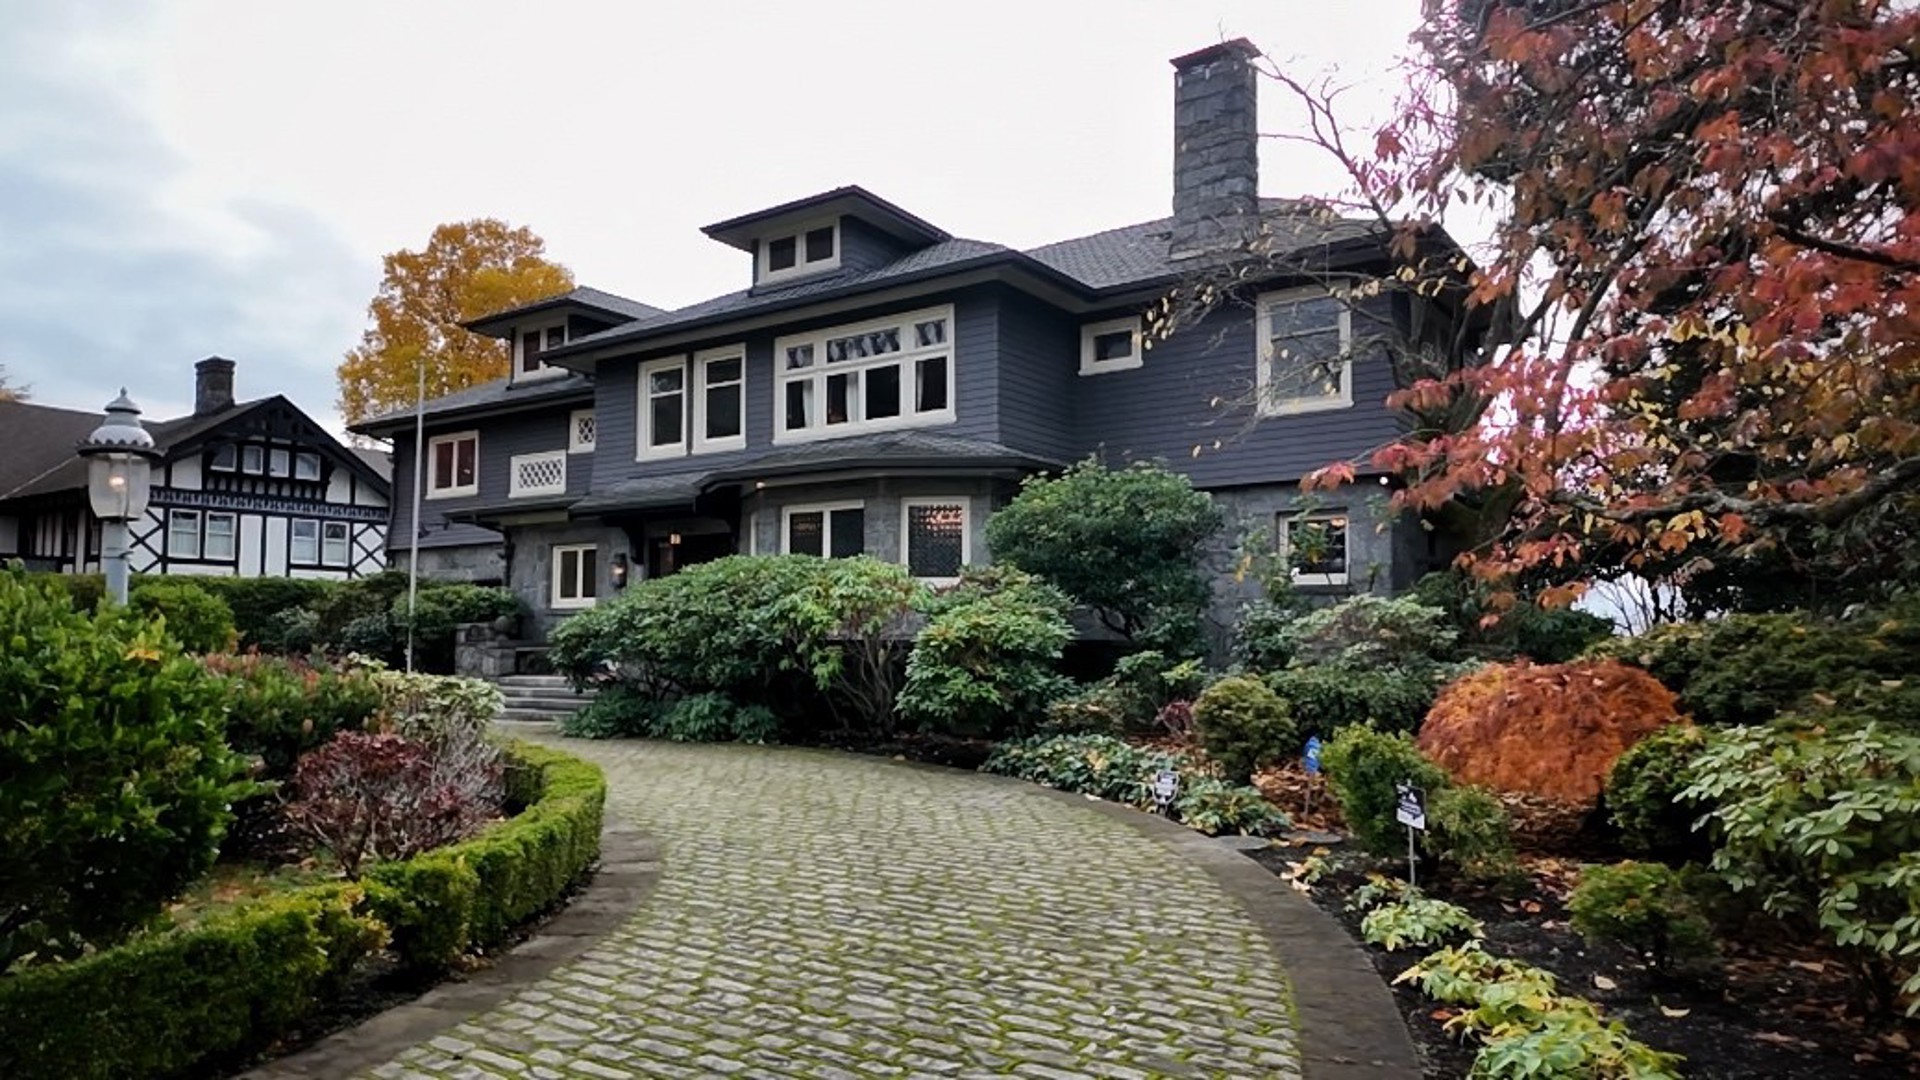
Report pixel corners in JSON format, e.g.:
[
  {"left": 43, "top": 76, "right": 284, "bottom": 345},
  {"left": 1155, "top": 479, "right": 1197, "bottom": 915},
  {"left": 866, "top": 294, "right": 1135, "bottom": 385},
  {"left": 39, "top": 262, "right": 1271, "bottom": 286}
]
[
  {"left": 1169, "top": 38, "right": 1262, "bottom": 259},
  {"left": 194, "top": 356, "right": 236, "bottom": 415}
]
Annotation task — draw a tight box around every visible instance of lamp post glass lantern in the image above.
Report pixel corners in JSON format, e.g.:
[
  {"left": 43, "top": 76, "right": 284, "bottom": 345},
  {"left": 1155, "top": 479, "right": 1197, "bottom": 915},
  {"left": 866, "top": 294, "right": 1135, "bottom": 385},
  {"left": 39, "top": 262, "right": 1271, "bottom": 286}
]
[{"left": 78, "top": 389, "right": 158, "bottom": 605}]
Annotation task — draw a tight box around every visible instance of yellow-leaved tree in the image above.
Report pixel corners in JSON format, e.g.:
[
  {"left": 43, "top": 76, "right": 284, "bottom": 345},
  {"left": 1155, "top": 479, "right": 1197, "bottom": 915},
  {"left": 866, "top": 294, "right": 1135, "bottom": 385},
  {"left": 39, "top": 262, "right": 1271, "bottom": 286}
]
[
  {"left": 336, "top": 219, "right": 574, "bottom": 425},
  {"left": 0, "top": 366, "right": 24, "bottom": 402}
]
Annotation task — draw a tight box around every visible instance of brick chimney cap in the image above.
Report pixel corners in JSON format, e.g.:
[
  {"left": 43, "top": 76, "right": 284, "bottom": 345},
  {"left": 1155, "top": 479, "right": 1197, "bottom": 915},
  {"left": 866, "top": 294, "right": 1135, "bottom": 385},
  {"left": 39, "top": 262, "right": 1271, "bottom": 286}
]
[
  {"left": 196, "top": 356, "right": 236, "bottom": 370},
  {"left": 1170, "top": 38, "right": 1260, "bottom": 70}
]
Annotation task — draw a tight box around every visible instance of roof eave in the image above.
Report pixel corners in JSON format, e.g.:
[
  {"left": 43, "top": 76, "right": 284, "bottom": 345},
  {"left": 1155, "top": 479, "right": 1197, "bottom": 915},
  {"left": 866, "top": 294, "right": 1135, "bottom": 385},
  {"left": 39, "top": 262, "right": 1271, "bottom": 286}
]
[{"left": 349, "top": 382, "right": 597, "bottom": 437}]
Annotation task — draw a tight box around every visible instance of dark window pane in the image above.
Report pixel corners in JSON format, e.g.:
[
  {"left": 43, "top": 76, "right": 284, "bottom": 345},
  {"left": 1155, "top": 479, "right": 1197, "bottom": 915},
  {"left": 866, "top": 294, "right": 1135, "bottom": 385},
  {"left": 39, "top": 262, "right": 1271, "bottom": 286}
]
[
  {"left": 559, "top": 549, "right": 579, "bottom": 598},
  {"left": 649, "top": 368, "right": 683, "bottom": 394},
  {"left": 786, "top": 381, "right": 813, "bottom": 429},
  {"left": 581, "top": 549, "right": 598, "bottom": 598},
  {"left": 652, "top": 395, "right": 683, "bottom": 445},
  {"left": 826, "top": 373, "right": 851, "bottom": 424},
  {"left": 1285, "top": 516, "right": 1349, "bottom": 576},
  {"left": 916, "top": 357, "right": 948, "bottom": 412},
  {"left": 457, "top": 440, "right": 476, "bottom": 486},
  {"left": 1094, "top": 330, "right": 1134, "bottom": 362},
  {"left": 907, "top": 503, "right": 965, "bottom": 578},
  {"left": 545, "top": 326, "right": 566, "bottom": 349},
  {"left": 433, "top": 442, "right": 453, "bottom": 486},
  {"left": 767, "top": 235, "right": 797, "bottom": 271},
  {"left": 866, "top": 364, "right": 901, "bottom": 420},
  {"left": 829, "top": 508, "right": 865, "bottom": 558},
  {"left": 706, "top": 385, "right": 742, "bottom": 439},
  {"left": 521, "top": 331, "right": 541, "bottom": 370},
  {"left": 706, "top": 357, "right": 742, "bottom": 384},
  {"left": 788, "top": 511, "right": 824, "bottom": 556},
  {"left": 805, "top": 226, "right": 835, "bottom": 263},
  {"left": 914, "top": 319, "right": 947, "bottom": 347},
  {"left": 786, "top": 344, "right": 814, "bottom": 370}
]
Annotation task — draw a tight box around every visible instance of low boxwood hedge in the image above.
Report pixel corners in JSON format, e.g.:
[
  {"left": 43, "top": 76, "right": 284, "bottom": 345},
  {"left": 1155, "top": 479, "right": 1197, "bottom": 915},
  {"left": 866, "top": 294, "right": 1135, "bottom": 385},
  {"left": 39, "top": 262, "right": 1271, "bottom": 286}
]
[{"left": 0, "top": 741, "right": 607, "bottom": 1080}]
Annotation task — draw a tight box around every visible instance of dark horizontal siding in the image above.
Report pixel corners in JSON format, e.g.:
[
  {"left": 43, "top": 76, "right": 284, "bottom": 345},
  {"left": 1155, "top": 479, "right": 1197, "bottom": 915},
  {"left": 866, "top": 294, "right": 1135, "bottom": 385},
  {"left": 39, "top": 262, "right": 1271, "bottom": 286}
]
[
  {"left": 994, "top": 290, "right": 1080, "bottom": 461},
  {"left": 387, "top": 407, "right": 574, "bottom": 544},
  {"left": 837, "top": 217, "right": 911, "bottom": 276}
]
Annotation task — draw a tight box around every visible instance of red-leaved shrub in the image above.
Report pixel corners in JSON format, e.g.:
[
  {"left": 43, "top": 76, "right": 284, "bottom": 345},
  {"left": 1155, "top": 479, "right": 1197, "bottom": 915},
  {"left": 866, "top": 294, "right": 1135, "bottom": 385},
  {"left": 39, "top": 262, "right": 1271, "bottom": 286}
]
[
  {"left": 1417, "top": 660, "right": 1681, "bottom": 806},
  {"left": 288, "top": 731, "right": 501, "bottom": 877}
]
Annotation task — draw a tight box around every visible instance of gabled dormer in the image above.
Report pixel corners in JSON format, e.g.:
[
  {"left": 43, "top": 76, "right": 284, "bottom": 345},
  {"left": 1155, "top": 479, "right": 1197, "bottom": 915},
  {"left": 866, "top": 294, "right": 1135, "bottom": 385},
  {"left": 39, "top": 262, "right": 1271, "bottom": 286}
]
[
  {"left": 702, "top": 186, "right": 954, "bottom": 293},
  {"left": 462, "top": 286, "right": 665, "bottom": 384}
]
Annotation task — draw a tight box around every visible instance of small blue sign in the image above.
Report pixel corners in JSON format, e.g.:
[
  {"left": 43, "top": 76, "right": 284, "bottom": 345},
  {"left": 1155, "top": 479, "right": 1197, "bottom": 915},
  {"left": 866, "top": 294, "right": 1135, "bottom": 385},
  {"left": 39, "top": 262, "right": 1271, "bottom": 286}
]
[{"left": 1303, "top": 736, "right": 1324, "bottom": 775}]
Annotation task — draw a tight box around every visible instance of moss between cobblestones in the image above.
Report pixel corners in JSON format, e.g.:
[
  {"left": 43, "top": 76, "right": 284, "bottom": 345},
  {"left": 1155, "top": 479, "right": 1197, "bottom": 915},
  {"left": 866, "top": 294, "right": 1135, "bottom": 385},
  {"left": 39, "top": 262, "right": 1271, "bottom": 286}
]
[{"left": 0, "top": 740, "right": 606, "bottom": 1080}]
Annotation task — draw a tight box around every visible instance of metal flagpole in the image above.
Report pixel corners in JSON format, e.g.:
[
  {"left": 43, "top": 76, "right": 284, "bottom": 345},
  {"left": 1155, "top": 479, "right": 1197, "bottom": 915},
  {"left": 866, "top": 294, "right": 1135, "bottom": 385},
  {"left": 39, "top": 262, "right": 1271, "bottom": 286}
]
[{"left": 405, "top": 351, "right": 425, "bottom": 674}]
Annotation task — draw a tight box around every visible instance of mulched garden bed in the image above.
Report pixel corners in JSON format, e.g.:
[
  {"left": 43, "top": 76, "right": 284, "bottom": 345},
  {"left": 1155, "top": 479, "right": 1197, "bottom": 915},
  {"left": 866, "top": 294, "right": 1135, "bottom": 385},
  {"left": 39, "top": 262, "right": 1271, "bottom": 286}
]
[{"left": 1244, "top": 844, "right": 1920, "bottom": 1079}]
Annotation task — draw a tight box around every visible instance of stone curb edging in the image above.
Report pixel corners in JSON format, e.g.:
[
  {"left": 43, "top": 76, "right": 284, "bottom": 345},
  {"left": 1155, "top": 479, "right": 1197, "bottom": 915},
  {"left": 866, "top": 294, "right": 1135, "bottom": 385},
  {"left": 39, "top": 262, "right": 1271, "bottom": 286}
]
[
  {"left": 235, "top": 820, "right": 660, "bottom": 1080},
  {"left": 1009, "top": 780, "right": 1422, "bottom": 1080}
]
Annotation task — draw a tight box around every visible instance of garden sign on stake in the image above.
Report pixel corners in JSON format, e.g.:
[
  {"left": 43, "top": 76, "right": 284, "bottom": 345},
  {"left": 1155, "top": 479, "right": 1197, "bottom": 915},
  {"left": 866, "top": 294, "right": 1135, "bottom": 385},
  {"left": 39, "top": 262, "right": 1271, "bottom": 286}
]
[
  {"left": 1394, "top": 781, "right": 1427, "bottom": 887},
  {"left": 1152, "top": 770, "right": 1180, "bottom": 817},
  {"left": 1302, "top": 735, "right": 1323, "bottom": 817}
]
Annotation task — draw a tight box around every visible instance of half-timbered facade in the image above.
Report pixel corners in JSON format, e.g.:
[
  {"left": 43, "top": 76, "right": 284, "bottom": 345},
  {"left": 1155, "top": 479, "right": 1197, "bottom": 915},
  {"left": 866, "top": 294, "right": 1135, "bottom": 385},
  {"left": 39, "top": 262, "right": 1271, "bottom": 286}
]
[{"left": 0, "top": 358, "right": 390, "bottom": 580}]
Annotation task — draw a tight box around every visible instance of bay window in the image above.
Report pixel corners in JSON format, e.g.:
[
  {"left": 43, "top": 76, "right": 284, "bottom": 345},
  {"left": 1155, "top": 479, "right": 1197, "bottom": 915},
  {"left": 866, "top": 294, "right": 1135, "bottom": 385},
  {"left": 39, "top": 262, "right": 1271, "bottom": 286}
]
[{"left": 775, "top": 306, "right": 955, "bottom": 442}]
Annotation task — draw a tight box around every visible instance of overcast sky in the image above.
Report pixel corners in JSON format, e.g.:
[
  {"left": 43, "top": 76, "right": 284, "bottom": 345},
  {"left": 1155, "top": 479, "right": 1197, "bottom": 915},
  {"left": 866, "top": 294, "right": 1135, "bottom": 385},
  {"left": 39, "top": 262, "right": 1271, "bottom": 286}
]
[{"left": 0, "top": 0, "right": 1430, "bottom": 432}]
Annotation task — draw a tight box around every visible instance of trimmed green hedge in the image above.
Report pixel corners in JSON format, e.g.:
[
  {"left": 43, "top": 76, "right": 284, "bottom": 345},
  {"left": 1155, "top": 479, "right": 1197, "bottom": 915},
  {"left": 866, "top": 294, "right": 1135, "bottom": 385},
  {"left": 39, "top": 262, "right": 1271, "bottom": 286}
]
[{"left": 0, "top": 741, "right": 606, "bottom": 1080}]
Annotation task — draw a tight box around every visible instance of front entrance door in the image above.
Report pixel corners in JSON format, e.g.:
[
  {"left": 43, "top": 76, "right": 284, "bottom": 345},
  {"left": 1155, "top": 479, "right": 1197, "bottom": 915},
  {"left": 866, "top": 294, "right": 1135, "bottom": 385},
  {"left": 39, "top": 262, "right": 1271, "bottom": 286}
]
[{"left": 648, "top": 530, "right": 737, "bottom": 578}]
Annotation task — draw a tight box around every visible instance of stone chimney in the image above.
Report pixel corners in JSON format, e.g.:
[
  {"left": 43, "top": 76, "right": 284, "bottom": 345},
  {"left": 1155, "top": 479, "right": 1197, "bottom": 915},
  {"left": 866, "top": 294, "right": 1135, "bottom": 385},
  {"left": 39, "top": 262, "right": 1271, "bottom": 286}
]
[
  {"left": 194, "top": 356, "right": 236, "bottom": 415},
  {"left": 1169, "top": 38, "right": 1262, "bottom": 259}
]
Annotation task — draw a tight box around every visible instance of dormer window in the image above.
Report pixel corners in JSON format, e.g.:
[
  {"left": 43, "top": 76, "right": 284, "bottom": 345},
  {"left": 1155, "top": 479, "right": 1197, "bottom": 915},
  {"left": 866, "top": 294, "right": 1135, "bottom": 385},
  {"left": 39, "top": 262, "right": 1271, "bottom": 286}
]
[
  {"left": 517, "top": 323, "right": 568, "bottom": 378},
  {"left": 760, "top": 222, "right": 840, "bottom": 284}
]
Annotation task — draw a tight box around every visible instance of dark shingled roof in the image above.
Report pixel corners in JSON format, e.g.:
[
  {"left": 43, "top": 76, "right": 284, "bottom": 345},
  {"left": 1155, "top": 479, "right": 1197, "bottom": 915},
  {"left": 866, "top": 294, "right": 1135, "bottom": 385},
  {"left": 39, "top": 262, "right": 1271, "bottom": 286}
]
[
  {"left": 1022, "top": 199, "right": 1380, "bottom": 289},
  {"left": 570, "top": 469, "right": 711, "bottom": 513},
  {"left": 0, "top": 400, "right": 105, "bottom": 501},
  {"left": 461, "top": 285, "right": 665, "bottom": 331},
  {"left": 701, "top": 431, "right": 1063, "bottom": 485},
  {"left": 353, "top": 372, "right": 594, "bottom": 433}
]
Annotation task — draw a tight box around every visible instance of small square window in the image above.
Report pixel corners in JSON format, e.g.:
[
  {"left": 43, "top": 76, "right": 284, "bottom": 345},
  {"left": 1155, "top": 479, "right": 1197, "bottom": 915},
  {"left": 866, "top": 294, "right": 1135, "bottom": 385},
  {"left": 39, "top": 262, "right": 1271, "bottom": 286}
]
[
  {"left": 767, "top": 236, "right": 797, "bottom": 272},
  {"left": 804, "top": 226, "right": 835, "bottom": 263},
  {"left": 269, "top": 448, "right": 290, "bottom": 477},
  {"left": 1080, "top": 316, "right": 1142, "bottom": 375},
  {"left": 783, "top": 503, "right": 865, "bottom": 558},
  {"left": 321, "top": 522, "right": 349, "bottom": 567},
  {"left": 242, "top": 445, "right": 264, "bottom": 474},
  {"left": 1257, "top": 290, "right": 1354, "bottom": 415},
  {"left": 294, "top": 452, "right": 321, "bottom": 480},
  {"left": 545, "top": 326, "right": 566, "bottom": 350},
  {"left": 291, "top": 519, "right": 319, "bottom": 564},
  {"left": 903, "top": 499, "right": 968, "bottom": 581},
  {"left": 167, "top": 510, "right": 201, "bottom": 559},
  {"left": 210, "top": 445, "right": 237, "bottom": 471},
  {"left": 427, "top": 433, "right": 479, "bottom": 497},
  {"left": 205, "top": 513, "right": 236, "bottom": 560},
  {"left": 1279, "top": 512, "right": 1350, "bottom": 586},
  {"left": 552, "top": 544, "right": 598, "bottom": 608}
]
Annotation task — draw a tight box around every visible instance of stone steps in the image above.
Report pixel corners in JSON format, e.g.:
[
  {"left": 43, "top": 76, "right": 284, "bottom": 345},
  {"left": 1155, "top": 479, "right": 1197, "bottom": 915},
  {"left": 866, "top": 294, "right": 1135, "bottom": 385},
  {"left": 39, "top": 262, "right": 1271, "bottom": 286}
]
[{"left": 493, "top": 674, "right": 596, "bottom": 725}]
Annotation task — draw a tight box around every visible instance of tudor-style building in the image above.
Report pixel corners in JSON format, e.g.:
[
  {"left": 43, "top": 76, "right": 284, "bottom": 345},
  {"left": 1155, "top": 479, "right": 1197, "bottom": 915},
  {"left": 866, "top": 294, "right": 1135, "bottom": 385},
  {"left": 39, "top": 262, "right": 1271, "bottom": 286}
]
[
  {"left": 353, "top": 40, "right": 1486, "bottom": 645},
  {"left": 0, "top": 358, "right": 391, "bottom": 579}
]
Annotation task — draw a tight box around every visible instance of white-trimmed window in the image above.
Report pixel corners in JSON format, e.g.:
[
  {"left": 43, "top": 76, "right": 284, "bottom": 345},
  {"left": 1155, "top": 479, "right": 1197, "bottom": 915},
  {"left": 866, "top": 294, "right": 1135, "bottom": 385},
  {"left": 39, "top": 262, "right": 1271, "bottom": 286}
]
[
  {"left": 510, "top": 450, "right": 567, "bottom": 498},
  {"left": 291, "top": 519, "right": 320, "bottom": 564},
  {"left": 167, "top": 509, "right": 202, "bottom": 559},
  {"left": 210, "top": 445, "right": 237, "bottom": 472},
  {"left": 638, "top": 356, "right": 688, "bottom": 460},
  {"left": 518, "top": 322, "right": 568, "bottom": 377},
  {"left": 242, "top": 445, "right": 265, "bottom": 474},
  {"left": 551, "top": 544, "right": 598, "bottom": 609},
  {"left": 269, "top": 448, "right": 291, "bottom": 477},
  {"left": 1080, "top": 316, "right": 1143, "bottom": 375},
  {"left": 569, "top": 409, "right": 596, "bottom": 454},
  {"left": 1257, "top": 288, "right": 1354, "bottom": 416},
  {"left": 759, "top": 221, "right": 840, "bottom": 284},
  {"left": 1278, "top": 510, "right": 1350, "bottom": 586},
  {"left": 775, "top": 305, "right": 954, "bottom": 443},
  {"left": 426, "top": 432, "right": 479, "bottom": 498},
  {"left": 901, "top": 498, "right": 969, "bottom": 582},
  {"left": 204, "top": 512, "right": 236, "bottom": 560},
  {"left": 782, "top": 501, "right": 866, "bottom": 558},
  {"left": 294, "top": 452, "right": 322, "bottom": 481},
  {"left": 693, "top": 346, "right": 746, "bottom": 453},
  {"left": 321, "top": 521, "right": 349, "bottom": 567}
]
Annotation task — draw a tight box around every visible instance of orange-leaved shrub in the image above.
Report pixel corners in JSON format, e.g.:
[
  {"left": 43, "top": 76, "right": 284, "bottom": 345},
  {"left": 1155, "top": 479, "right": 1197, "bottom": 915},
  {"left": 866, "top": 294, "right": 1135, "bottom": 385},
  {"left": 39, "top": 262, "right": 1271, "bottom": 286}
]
[{"left": 1416, "top": 659, "right": 1681, "bottom": 806}]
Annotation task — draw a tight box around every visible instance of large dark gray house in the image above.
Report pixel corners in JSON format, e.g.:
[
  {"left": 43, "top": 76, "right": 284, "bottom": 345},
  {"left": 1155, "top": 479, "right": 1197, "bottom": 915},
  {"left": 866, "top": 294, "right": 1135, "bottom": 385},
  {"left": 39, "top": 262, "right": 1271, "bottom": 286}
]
[{"left": 352, "top": 40, "right": 1479, "bottom": 642}]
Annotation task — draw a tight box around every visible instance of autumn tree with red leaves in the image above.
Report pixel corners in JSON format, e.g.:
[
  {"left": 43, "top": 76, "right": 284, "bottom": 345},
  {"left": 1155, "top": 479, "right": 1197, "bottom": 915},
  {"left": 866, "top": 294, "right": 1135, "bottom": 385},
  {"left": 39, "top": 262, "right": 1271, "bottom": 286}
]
[{"left": 1180, "top": 1, "right": 1920, "bottom": 614}]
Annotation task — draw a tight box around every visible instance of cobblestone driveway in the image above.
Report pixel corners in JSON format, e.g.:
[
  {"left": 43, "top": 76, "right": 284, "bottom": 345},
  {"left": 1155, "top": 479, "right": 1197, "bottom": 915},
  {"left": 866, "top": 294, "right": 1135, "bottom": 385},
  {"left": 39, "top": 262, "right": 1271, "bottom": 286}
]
[{"left": 369, "top": 739, "right": 1301, "bottom": 1080}]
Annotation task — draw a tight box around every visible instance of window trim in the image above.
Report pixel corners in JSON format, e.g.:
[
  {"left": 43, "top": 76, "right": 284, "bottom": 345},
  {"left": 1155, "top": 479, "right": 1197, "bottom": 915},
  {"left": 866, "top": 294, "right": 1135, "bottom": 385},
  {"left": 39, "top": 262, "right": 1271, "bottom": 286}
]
[
  {"left": 425, "top": 431, "right": 480, "bottom": 499},
  {"left": 773, "top": 304, "right": 956, "bottom": 445},
  {"left": 166, "top": 509, "right": 203, "bottom": 559},
  {"left": 320, "top": 521, "right": 350, "bottom": 567},
  {"left": 290, "top": 518, "right": 321, "bottom": 565},
  {"left": 758, "top": 219, "right": 841, "bottom": 284},
  {"left": 1278, "top": 509, "right": 1351, "bottom": 587},
  {"left": 637, "top": 355, "right": 689, "bottom": 461},
  {"left": 900, "top": 497, "right": 971, "bottom": 584},
  {"left": 204, "top": 511, "right": 237, "bottom": 562},
  {"left": 568, "top": 409, "right": 596, "bottom": 454},
  {"left": 780, "top": 500, "right": 866, "bottom": 558},
  {"left": 692, "top": 345, "right": 747, "bottom": 454},
  {"left": 1255, "top": 287, "right": 1355, "bottom": 417},
  {"left": 1079, "top": 316, "right": 1144, "bottom": 376},
  {"left": 550, "top": 543, "right": 599, "bottom": 610},
  {"left": 515, "top": 320, "right": 570, "bottom": 380},
  {"left": 508, "top": 449, "right": 568, "bottom": 498}
]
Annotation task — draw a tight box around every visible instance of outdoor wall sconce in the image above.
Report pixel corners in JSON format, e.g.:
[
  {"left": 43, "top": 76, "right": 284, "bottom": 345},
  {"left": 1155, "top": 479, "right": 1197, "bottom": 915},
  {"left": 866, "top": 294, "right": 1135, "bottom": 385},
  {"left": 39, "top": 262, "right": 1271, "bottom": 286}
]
[
  {"left": 610, "top": 551, "right": 630, "bottom": 590},
  {"left": 668, "top": 532, "right": 682, "bottom": 546}
]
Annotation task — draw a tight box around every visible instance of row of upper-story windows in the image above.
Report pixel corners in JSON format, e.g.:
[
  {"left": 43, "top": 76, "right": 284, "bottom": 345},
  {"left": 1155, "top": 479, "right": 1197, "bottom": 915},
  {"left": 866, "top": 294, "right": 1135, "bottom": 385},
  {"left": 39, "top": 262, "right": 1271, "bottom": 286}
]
[
  {"left": 517, "top": 323, "right": 569, "bottom": 379},
  {"left": 208, "top": 443, "right": 324, "bottom": 480},
  {"left": 759, "top": 221, "right": 840, "bottom": 285},
  {"left": 164, "top": 509, "right": 349, "bottom": 567}
]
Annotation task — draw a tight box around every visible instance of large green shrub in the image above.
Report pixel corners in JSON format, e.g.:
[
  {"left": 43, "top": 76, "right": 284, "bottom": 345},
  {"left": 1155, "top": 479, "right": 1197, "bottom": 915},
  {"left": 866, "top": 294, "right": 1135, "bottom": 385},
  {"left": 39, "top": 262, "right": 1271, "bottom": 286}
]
[
  {"left": 1683, "top": 723, "right": 1920, "bottom": 1015},
  {"left": 1602, "top": 608, "right": 1920, "bottom": 729},
  {"left": 127, "top": 577, "right": 235, "bottom": 653},
  {"left": 549, "top": 555, "right": 924, "bottom": 734},
  {"left": 1604, "top": 724, "right": 1712, "bottom": 861},
  {"left": 1322, "top": 726, "right": 1451, "bottom": 856},
  {"left": 203, "top": 653, "right": 383, "bottom": 780},
  {"left": 389, "top": 583, "right": 522, "bottom": 671},
  {"left": 653, "top": 693, "right": 780, "bottom": 743},
  {"left": 0, "top": 569, "right": 250, "bottom": 970},
  {"left": 1266, "top": 665, "right": 1442, "bottom": 737},
  {"left": 561, "top": 684, "right": 668, "bottom": 739},
  {"left": 1568, "top": 861, "right": 1715, "bottom": 972},
  {"left": 188, "top": 576, "right": 336, "bottom": 649},
  {"left": 1427, "top": 785, "right": 1520, "bottom": 883},
  {"left": 1411, "top": 569, "right": 1615, "bottom": 663},
  {"left": 0, "top": 885, "right": 384, "bottom": 1080},
  {"left": 985, "top": 458, "right": 1222, "bottom": 650},
  {"left": 1265, "top": 594, "right": 1460, "bottom": 672},
  {"left": 898, "top": 567, "right": 1074, "bottom": 739},
  {"left": 1193, "top": 675, "right": 1296, "bottom": 785}
]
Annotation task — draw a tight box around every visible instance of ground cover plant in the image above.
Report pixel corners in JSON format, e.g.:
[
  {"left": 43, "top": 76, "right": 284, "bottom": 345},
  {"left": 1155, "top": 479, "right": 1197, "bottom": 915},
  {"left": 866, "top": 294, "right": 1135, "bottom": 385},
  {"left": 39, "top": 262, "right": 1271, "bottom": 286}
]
[{"left": 981, "top": 733, "right": 1289, "bottom": 837}]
